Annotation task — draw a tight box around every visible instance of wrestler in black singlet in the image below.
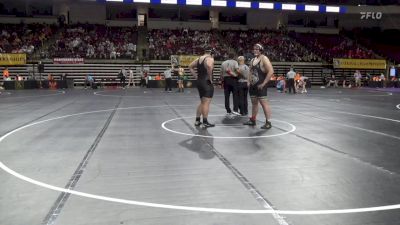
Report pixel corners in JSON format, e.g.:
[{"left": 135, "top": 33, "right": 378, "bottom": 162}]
[
  {"left": 196, "top": 56, "right": 214, "bottom": 98},
  {"left": 249, "top": 58, "right": 268, "bottom": 99}
]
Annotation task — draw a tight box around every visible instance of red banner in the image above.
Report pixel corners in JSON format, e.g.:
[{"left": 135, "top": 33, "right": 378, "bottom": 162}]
[{"left": 53, "top": 58, "right": 84, "bottom": 64}]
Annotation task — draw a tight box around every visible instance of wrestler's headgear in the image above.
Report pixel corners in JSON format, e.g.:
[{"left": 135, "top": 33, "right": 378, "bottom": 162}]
[
  {"left": 205, "top": 48, "right": 216, "bottom": 55},
  {"left": 254, "top": 43, "right": 264, "bottom": 52}
]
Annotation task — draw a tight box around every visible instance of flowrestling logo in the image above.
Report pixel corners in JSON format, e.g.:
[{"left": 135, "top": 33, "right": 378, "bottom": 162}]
[{"left": 360, "top": 12, "right": 382, "bottom": 20}]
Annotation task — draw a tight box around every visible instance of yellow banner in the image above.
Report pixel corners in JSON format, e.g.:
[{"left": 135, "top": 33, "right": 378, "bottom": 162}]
[
  {"left": 333, "top": 58, "right": 386, "bottom": 69},
  {"left": 0, "top": 53, "right": 26, "bottom": 65},
  {"left": 178, "top": 55, "right": 198, "bottom": 67}
]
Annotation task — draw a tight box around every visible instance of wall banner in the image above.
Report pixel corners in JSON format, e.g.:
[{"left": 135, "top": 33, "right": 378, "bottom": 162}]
[
  {"left": 333, "top": 58, "right": 386, "bottom": 69},
  {"left": 53, "top": 58, "right": 84, "bottom": 64},
  {"left": 0, "top": 54, "right": 26, "bottom": 65}
]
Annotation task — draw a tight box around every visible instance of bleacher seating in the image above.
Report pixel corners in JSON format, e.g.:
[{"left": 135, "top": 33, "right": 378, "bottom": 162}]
[
  {"left": 345, "top": 28, "right": 400, "bottom": 64},
  {"left": 147, "top": 29, "right": 229, "bottom": 61},
  {"left": 47, "top": 24, "right": 138, "bottom": 59},
  {"left": 290, "top": 32, "right": 376, "bottom": 62},
  {"left": 221, "top": 29, "right": 320, "bottom": 62},
  {"left": 0, "top": 23, "right": 56, "bottom": 56}
]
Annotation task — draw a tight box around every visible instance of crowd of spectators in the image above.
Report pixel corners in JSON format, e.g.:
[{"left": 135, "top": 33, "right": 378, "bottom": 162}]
[
  {"left": 344, "top": 28, "right": 400, "bottom": 64},
  {"left": 221, "top": 29, "right": 320, "bottom": 62},
  {"left": 1, "top": 22, "right": 397, "bottom": 64},
  {"left": 290, "top": 32, "right": 376, "bottom": 62},
  {"left": 47, "top": 24, "right": 138, "bottom": 59},
  {"left": 147, "top": 29, "right": 229, "bottom": 60},
  {"left": 0, "top": 23, "right": 55, "bottom": 56},
  {"left": 147, "top": 29, "right": 320, "bottom": 62}
]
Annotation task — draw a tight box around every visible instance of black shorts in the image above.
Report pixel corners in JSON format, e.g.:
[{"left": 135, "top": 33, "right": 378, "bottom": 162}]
[
  {"left": 249, "top": 84, "right": 267, "bottom": 99},
  {"left": 197, "top": 80, "right": 214, "bottom": 98}
]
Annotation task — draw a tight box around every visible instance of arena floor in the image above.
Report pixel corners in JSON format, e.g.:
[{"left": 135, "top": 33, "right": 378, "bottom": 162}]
[{"left": 1, "top": 86, "right": 400, "bottom": 225}]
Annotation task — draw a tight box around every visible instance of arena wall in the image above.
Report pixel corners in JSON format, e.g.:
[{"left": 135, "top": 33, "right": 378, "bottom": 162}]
[
  {"left": 105, "top": 20, "right": 138, "bottom": 27},
  {"left": 339, "top": 5, "right": 400, "bottom": 30},
  {"left": 0, "top": 15, "right": 58, "bottom": 24},
  {"left": 69, "top": 2, "right": 106, "bottom": 24},
  {"left": 147, "top": 19, "right": 211, "bottom": 30},
  {"left": 2, "top": 1, "right": 400, "bottom": 31},
  {"left": 246, "top": 10, "right": 282, "bottom": 29},
  {"left": 287, "top": 27, "right": 339, "bottom": 34}
]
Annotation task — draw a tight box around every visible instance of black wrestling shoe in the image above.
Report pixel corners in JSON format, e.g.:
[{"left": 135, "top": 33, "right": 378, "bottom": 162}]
[
  {"left": 260, "top": 121, "right": 272, "bottom": 129},
  {"left": 203, "top": 122, "right": 215, "bottom": 128},
  {"left": 243, "top": 119, "right": 256, "bottom": 126},
  {"left": 194, "top": 121, "right": 202, "bottom": 126}
]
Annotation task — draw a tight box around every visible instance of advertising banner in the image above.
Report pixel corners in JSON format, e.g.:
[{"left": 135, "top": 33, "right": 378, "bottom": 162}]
[
  {"left": 170, "top": 55, "right": 198, "bottom": 67},
  {"left": 0, "top": 53, "right": 26, "bottom": 65},
  {"left": 333, "top": 58, "right": 386, "bottom": 69},
  {"left": 179, "top": 55, "right": 198, "bottom": 67},
  {"left": 53, "top": 58, "right": 84, "bottom": 64}
]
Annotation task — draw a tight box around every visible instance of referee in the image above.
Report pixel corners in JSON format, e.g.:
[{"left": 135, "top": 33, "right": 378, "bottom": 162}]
[
  {"left": 286, "top": 67, "right": 296, "bottom": 94},
  {"left": 237, "top": 56, "right": 250, "bottom": 116},
  {"left": 220, "top": 53, "right": 240, "bottom": 116},
  {"left": 163, "top": 67, "right": 172, "bottom": 92}
]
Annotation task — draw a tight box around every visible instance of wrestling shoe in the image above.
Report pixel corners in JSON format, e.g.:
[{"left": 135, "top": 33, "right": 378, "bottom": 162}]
[
  {"left": 243, "top": 119, "right": 256, "bottom": 126},
  {"left": 260, "top": 121, "right": 272, "bottom": 129},
  {"left": 203, "top": 122, "right": 215, "bottom": 128}
]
